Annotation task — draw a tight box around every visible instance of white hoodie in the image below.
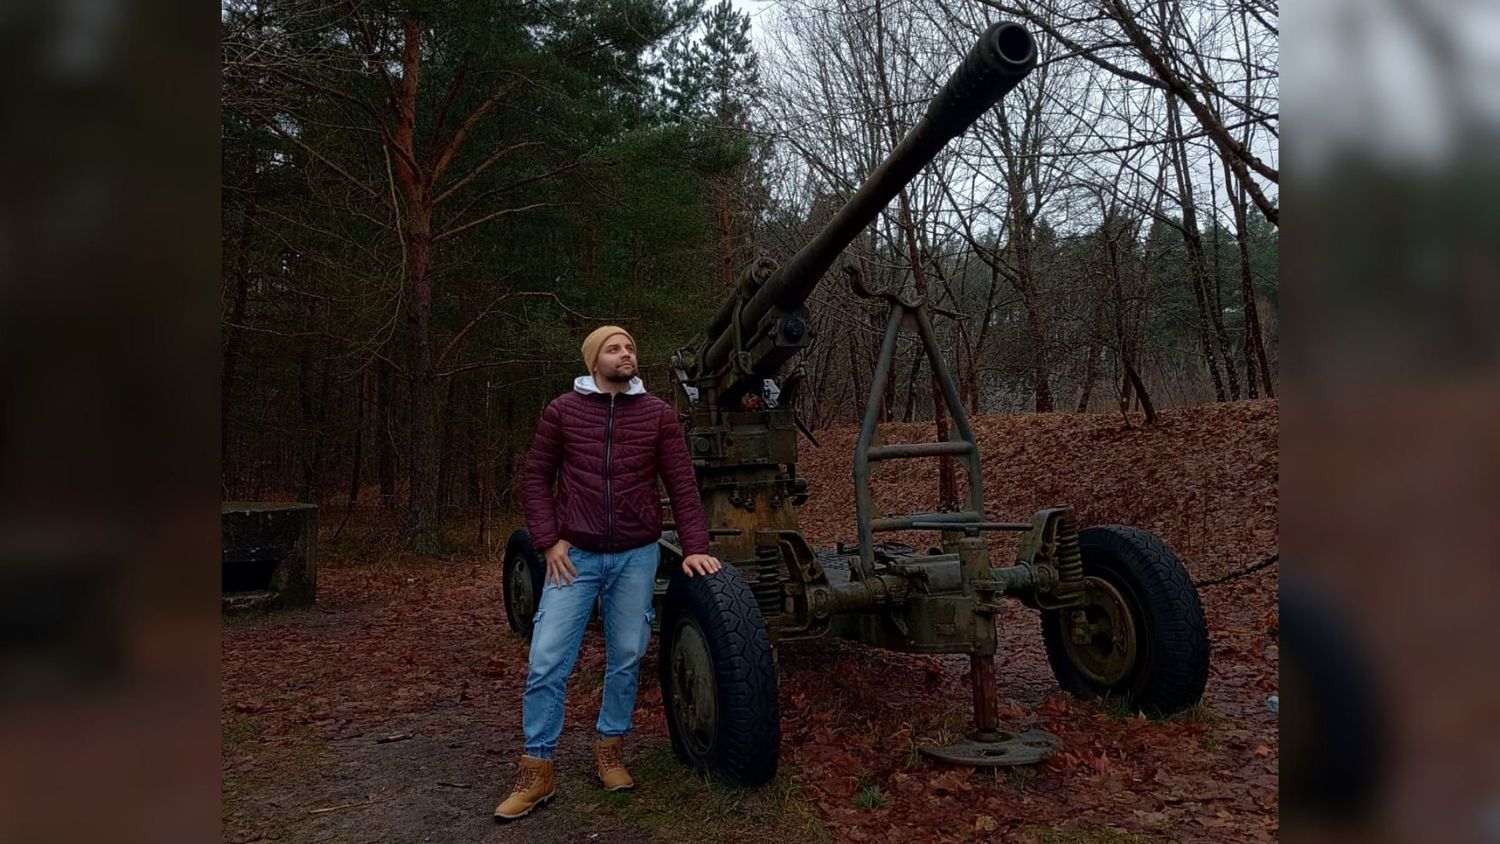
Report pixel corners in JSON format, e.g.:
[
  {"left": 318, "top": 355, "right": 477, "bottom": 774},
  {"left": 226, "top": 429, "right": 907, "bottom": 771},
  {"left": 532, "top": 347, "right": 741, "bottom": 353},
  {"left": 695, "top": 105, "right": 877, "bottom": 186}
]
[{"left": 573, "top": 374, "right": 647, "bottom": 396}]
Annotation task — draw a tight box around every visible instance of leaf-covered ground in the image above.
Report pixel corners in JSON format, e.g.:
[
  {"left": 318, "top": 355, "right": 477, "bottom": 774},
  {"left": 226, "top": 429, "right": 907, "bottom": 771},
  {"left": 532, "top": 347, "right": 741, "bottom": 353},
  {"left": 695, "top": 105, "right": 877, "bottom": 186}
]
[{"left": 223, "top": 399, "right": 1278, "bottom": 843}]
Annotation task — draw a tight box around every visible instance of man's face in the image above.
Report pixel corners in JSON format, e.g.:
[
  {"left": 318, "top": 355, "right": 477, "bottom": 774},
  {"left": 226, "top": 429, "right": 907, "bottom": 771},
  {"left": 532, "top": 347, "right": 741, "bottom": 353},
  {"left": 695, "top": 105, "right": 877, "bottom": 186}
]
[{"left": 594, "top": 334, "right": 636, "bottom": 384}]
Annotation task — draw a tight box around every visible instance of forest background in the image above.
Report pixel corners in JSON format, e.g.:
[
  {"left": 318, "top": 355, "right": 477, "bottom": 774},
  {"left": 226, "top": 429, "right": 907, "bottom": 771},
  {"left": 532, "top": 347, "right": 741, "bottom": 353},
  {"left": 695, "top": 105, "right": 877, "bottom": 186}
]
[{"left": 220, "top": 0, "right": 1278, "bottom": 551}]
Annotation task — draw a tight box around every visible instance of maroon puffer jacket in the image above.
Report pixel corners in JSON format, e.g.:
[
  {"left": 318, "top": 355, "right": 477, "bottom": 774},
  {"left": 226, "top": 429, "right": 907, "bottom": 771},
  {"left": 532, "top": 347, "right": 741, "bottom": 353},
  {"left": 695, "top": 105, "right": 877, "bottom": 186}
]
[{"left": 519, "top": 379, "right": 710, "bottom": 557}]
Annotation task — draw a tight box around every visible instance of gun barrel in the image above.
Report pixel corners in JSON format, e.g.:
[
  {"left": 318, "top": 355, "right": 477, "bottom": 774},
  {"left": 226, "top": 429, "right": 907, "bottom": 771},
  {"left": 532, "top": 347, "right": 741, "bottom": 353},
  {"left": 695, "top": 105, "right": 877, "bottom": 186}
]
[{"left": 697, "top": 22, "right": 1037, "bottom": 378}]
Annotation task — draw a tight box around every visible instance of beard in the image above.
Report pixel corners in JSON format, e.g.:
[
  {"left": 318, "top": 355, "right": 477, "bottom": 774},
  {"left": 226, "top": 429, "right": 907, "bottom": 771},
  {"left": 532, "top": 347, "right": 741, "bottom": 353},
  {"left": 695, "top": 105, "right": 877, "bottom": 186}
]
[{"left": 599, "top": 360, "right": 636, "bottom": 384}]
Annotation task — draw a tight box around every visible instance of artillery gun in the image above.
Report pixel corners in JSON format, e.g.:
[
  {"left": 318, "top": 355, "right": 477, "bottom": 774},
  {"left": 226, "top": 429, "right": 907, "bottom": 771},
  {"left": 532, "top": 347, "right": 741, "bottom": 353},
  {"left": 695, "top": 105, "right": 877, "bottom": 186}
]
[{"left": 504, "top": 21, "right": 1209, "bottom": 785}]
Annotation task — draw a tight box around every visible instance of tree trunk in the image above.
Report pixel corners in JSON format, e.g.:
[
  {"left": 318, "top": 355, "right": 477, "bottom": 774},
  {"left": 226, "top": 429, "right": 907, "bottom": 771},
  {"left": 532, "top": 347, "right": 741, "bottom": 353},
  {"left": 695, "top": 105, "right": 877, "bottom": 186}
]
[
  {"left": 807, "top": 342, "right": 831, "bottom": 430},
  {"left": 879, "top": 309, "right": 897, "bottom": 423},
  {"left": 930, "top": 254, "right": 981, "bottom": 418},
  {"left": 1122, "top": 356, "right": 1157, "bottom": 424},
  {"left": 333, "top": 373, "right": 366, "bottom": 542},
  {"left": 873, "top": 0, "right": 953, "bottom": 506},
  {"left": 222, "top": 170, "right": 256, "bottom": 497},
  {"left": 903, "top": 351, "right": 922, "bottom": 423},
  {"left": 715, "top": 175, "right": 736, "bottom": 291},
  {"left": 1004, "top": 162, "right": 1052, "bottom": 412},
  {"left": 1166, "top": 94, "right": 1231, "bottom": 402},
  {"left": 1077, "top": 304, "right": 1102, "bottom": 413},
  {"left": 403, "top": 218, "right": 442, "bottom": 552},
  {"left": 351, "top": 373, "right": 366, "bottom": 508},
  {"left": 393, "top": 16, "right": 443, "bottom": 553},
  {"left": 294, "top": 347, "right": 317, "bottom": 500},
  {"left": 1020, "top": 285, "right": 1053, "bottom": 412},
  {"left": 221, "top": 293, "right": 251, "bottom": 496},
  {"left": 496, "top": 393, "right": 516, "bottom": 510},
  {"left": 315, "top": 345, "right": 332, "bottom": 497},
  {"left": 962, "top": 325, "right": 980, "bottom": 418},
  {"left": 437, "top": 375, "right": 459, "bottom": 509},
  {"left": 846, "top": 329, "right": 865, "bottom": 426},
  {"left": 1087, "top": 215, "right": 1127, "bottom": 415},
  {"left": 1112, "top": 252, "right": 1155, "bottom": 424},
  {"left": 477, "top": 381, "right": 491, "bottom": 546},
  {"left": 930, "top": 375, "right": 956, "bottom": 508},
  {"left": 467, "top": 393, "right": 483, "bottom": 509},
  {"left": 972, "top": 260, "right": 1003, "bottom": 417},
  {"left": 1224, "top": 156, "right": 1274, "bottom": 398},
  {"left": 378, "top": 360, "right": 398, "bottom": 513}
]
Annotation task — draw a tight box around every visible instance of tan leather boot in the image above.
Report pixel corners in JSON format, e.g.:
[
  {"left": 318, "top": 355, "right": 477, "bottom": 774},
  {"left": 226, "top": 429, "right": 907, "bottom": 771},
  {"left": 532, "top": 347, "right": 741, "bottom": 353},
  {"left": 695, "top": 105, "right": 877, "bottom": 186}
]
[
  {"left": 493, "top": 755, "right": 555, "bottom": 821},
  {"left": 595, "top": 737, "right": 634, "bottom": 792}
]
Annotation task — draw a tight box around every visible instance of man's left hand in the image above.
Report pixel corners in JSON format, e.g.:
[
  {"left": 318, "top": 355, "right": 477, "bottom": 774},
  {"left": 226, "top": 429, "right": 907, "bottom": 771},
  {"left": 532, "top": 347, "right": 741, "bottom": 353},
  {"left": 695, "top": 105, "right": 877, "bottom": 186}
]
[{"left": 681, "top": 554, "right": 722, "bottom": 578}]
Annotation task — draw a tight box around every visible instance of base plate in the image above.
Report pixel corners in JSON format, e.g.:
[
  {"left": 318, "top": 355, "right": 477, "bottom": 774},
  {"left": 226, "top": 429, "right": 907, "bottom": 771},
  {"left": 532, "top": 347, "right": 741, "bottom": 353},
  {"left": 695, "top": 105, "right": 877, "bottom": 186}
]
[{"left": 917, "top": 729, "right": 1061, "bottom": 766}]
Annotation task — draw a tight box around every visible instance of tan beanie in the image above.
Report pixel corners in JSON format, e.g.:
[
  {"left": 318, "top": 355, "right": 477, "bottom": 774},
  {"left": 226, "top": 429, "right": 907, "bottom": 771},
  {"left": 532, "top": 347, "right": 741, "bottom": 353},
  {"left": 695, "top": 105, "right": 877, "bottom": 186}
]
[{"left": 581, "top": 325, "right": 636, "bottom": 373}]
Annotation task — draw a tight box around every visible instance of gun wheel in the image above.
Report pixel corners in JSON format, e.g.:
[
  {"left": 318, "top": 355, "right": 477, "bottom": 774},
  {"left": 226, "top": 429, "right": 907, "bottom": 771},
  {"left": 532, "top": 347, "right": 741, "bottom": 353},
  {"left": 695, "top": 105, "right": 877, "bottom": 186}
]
[
  {"left": 1059, "top": 576, "right": 1140, "bottom": 687},
  {"left": 659, "top": 565, "right": 779, "bottom": 786},
  {"left": 502, "top": 529, "right": 544, "bottom": 639},
  {"left": 1041, "top": 525, "right": 1209, "bottom": 716}
]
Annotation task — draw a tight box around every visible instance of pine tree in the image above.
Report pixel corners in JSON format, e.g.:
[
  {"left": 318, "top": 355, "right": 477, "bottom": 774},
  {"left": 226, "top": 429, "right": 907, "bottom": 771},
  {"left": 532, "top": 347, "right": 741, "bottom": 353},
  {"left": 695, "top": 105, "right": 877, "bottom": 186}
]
[{"left": 661, "top": 0, "right": 759, "bottom": 123}]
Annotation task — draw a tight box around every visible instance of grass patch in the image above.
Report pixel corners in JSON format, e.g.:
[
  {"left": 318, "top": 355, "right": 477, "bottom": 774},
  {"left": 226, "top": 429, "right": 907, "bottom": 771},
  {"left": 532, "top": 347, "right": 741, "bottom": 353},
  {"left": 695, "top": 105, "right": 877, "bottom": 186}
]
[
  {"left": 851, "top": 773, "right": 887, "bottom": 811},
  {"left": 899, "top": 704, "right": 971, "bottom": 769},
  {"left": 1001, "top": 764, "right": 1038, "bottom": 787},
  {"left": 1100, "top": 694, "right": 1142, "bottom": 722},
  {"left": 1023, "top": 824, "right": 1167, "bottom": 844},
  {"left": 594, "top": 744, "right": 830, "bottom": 844},
  {"left": 1170, "top": 701, "right": 1222, "bottom": 725},
  {"left": 1097, "top": 696, "right": 1221, "bottom": 726},
  {"left": 903, "top": 744, "right": 924, "bottom": 769}
]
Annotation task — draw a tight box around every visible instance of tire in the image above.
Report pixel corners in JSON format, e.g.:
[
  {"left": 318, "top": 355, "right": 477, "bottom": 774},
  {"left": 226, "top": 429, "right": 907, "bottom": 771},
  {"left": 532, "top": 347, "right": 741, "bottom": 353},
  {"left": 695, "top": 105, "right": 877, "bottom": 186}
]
[
  {"left": 1041, "top": 525, "right": 1209, "bottom": 716},
  {"left": 659, "top": 565, "right": 780, "bottom": 786},
  {"left": 503, "top": 529, "right": 545, "bottom": 639}
]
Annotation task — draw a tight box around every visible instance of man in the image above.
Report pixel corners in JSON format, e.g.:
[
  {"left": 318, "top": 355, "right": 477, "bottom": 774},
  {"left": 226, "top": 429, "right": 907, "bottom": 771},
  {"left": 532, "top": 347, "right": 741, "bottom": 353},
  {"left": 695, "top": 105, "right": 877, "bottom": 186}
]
[{"left": 495, "top": 325, "right": 722, "bottom": 822}]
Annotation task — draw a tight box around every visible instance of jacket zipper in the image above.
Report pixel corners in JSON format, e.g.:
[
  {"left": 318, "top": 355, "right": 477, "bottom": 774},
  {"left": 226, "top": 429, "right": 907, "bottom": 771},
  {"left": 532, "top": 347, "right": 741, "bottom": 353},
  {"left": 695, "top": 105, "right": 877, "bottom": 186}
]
[{"left": 604, "top": 393, "right": 616, "bottom": 551}]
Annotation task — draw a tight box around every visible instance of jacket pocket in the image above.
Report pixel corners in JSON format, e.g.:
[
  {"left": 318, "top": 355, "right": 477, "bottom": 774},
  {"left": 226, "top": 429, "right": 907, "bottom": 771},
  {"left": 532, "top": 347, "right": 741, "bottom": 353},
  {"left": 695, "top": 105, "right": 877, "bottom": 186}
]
[
  {"left": 560, "top": 480, "right": 604, "bottom": 536},
  {"left": 628, "top": 489, "right": 663, "bottom": 539},
  {"left": 641, "top": 494, "right": 663, "bottom": 530}
]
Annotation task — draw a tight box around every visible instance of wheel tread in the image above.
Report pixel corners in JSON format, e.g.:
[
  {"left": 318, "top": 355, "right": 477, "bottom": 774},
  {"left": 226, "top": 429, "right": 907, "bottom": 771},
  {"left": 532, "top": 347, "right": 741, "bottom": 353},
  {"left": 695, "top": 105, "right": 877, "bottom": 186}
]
[{"left": 660, "top": 566, "right": 780, "bottom": 785}]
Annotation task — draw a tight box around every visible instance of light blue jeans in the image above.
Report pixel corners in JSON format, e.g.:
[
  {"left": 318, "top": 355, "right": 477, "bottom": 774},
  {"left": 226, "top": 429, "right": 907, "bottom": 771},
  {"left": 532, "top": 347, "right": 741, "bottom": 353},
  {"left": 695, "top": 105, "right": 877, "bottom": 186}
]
[{"left": 522, "top": 541, "right": 659, "bottom": 760}]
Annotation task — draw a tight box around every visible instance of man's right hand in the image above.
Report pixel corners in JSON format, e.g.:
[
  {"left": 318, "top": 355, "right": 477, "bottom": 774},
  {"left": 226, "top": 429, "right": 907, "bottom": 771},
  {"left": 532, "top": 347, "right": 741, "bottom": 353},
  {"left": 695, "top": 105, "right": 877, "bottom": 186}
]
[{"left": 544, "top": 539, "right": 577, "bottom": 587}]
